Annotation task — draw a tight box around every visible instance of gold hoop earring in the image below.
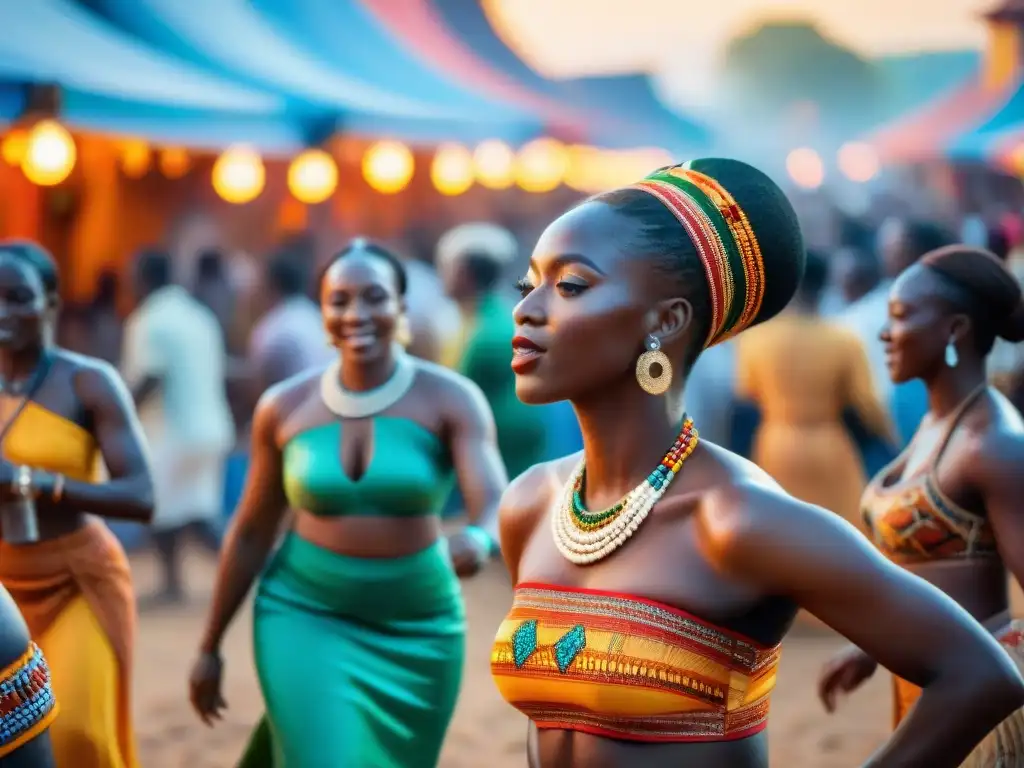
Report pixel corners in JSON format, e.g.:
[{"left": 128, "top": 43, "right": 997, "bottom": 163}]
[
  {"left": 395, "top": 314, "right": 412, "bottom": 348},
  {"left": 636, "top": 334, "right": 672, "bottom": 395}
]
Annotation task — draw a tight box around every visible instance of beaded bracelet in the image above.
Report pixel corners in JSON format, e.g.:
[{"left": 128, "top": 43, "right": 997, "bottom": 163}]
[
  {"left": 463, "top": 525, "right": 497, "bottom": 558},
  {"left": 0, "top": 643, "right": 58, "bottom": 758}
]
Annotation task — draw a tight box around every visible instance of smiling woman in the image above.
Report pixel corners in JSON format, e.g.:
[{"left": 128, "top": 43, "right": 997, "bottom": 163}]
[{"left": 190, "top": 239, "right": 510, "bottom": 768}]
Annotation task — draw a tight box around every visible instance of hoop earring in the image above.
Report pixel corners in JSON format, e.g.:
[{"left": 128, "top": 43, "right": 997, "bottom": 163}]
[
  {"left": 395, "top": 315, "right": 412, "bottom": 348},
  {"left": 945, "top": 336, "right": 959, "bottom": 368},
  {"left": 636, "top": 334, "right": 672, "bottom": 395}
]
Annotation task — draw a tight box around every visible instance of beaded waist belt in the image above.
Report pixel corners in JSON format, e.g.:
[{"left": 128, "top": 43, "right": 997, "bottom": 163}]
[
  {"left": 0, "top": 642, "right": 58, "bottom": 757},
  {"left": 491, "top": 584, "right": 781, "bottom": 743}
]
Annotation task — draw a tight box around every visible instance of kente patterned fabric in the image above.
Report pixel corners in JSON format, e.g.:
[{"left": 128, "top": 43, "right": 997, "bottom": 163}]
[
  {"left": 491, "top": 583, "right": 781, "bottom": 743},
  {"left": 861, "top": 474, "right": 997, "bottom": 563},
  {"left": 0, "top": 643, "right": 58, "bottom": 758},
  {"left": 861, "top": 386, "right": 997, "bottom": 564},
  {"left": 630, "top": 162, "right": 766, "bottom": 348},
  {"left": 894, "top": 620, "right": 1024, "bottom": 766}
]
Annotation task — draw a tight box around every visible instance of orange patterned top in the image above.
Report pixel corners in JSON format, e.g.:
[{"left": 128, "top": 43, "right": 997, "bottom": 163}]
[
  {"left": 861, "top": 387, "right": 997, "bottom": 564},
  {"left": 491, "top": 583, "right": 782, "bottom": 743}
]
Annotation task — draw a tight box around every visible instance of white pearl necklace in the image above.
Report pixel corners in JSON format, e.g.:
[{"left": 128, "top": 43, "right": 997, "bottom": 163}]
[
  {"left": 319, "top": 345, "right": 417, "bottom": 418},
  {"left": 552, "top": 424, "right": 698, "bottom": 565}
]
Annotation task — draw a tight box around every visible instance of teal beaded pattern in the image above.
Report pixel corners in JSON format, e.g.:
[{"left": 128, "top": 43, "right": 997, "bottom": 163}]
[
  {"left": 511, "top": 620, "right": 588, "bottom": 674},
  {"left": 554, "top": 417, "right": 699, "bottom": 564},
  {"left": 0, "top": 643, "right": 56, "bottom": 752}
]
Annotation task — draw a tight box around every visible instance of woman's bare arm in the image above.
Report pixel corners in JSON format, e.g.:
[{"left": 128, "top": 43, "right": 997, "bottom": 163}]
[
  {"left": 29, "top": 361, "right": 155, "bottom": 521},
  {"left": 198, "top": 390, "right": 289, "bottom": 655},
  {"left": 700, "top": 482, "right": 1024, "bottom": 768},
  {"left": 445, "top": 375, "right": 507, "bottom": 540}
]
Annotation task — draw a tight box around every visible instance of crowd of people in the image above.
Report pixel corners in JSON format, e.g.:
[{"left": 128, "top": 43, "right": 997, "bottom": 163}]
[{"left": 2, "top": 156, "right": 1024, "bottom": 767}]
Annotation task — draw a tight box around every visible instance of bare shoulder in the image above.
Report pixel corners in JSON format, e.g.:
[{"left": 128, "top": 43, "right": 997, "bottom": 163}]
[
  {"left": 691, "top": 444, "right": 870, "bottom": 587},
  {"left": 499, "top": 454, "right": 577, "bottom": 575},
  {"left": 62, "top": 350, "right": 130, "bottom": 405},
  {"left": 412, "top": 358, "right": 489, "bottom": 415},
  {"left": 960, "top": 389, "right": 1024, "bottom": 477},
  {"left": 256, "top": 366, "right": 322, "bottom": 437}
]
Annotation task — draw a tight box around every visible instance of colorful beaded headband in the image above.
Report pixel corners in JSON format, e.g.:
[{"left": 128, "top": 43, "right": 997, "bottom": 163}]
[{"left": 629, "top": 162, "right": 766, "bottom": 348}]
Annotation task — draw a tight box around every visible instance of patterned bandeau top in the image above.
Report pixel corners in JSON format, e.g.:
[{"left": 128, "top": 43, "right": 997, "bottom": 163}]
[
  {"left": 861, "top": 386, "right": 997, "bottom": 564},
  {"left": 491, "top": 583, "right": 782, "bottom": 743}
]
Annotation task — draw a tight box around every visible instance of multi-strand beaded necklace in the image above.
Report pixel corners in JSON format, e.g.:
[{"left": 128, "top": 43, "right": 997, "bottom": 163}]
[{"left": 553, "top": 417, "right": 700, "bottom": 564}]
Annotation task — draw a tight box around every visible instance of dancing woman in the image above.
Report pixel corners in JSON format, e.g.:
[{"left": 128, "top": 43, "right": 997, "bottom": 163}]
[
  {"left": 0, "top": 241, "right": 154, "bottom": 767},
  {"left": 490, "top": 160, "right": 1024, "bottom": 768},
  {"left": 820, "top": 245, "right": 1024, "bottom": 765},
  {"left": 189, "top": 240, "right": 506, "bottom": 767}
]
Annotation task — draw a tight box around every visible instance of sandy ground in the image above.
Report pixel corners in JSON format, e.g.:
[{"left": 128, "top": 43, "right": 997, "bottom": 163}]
[{"left": 123, "top": 545, "right": 934, "bottom": 768}]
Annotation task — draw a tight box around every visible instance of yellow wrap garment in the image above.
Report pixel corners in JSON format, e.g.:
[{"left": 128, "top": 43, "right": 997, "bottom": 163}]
[{"left": 0, "top": 401, "right": 138, "bottom": 768}]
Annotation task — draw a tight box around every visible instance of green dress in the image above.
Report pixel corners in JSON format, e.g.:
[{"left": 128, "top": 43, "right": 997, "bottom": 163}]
[
  {"left": 238, "top": 417, "right": 464, "bottom": 768},
  {"left": 459, "top": 292, "right": 547, "bottom": 479}
]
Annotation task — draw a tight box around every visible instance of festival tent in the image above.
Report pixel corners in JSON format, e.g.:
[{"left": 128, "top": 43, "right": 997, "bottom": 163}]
[
  {"left": 356, "top": 0, "right": 709, "bottom": 152},
  {"left": 79, "top": 0, "right": 548, "bottom": 145},
  {"left": 864, "top": 75, "right": 1015, "bottom": 164},
  {"left": 0, "top": 0, "right": 316, "bottom": 150},
  {"left": 947, "top": 81, "right": 1024, "bottom": 163}
]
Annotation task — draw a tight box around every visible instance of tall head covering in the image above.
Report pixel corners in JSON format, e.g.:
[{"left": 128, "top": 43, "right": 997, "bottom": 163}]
[{"left": 628, "top": 160, "right": 804, "bottom": 348}]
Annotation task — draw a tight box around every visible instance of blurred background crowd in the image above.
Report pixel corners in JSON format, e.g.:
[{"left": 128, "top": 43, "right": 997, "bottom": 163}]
[{"left": 4, "top": 0, "right": 1024, "bottom": 764}]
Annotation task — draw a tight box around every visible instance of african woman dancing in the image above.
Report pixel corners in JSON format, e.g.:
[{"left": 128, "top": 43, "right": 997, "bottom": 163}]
[
  {"left": 489, "top": 160, "right": 1024, "bottom": 768},
  {"left": 820, "top": 245, "right": 1024, "bottom": 765},
  {"left": 0, "top": 240, "right": 154, "bottom": 768},
  {"left": 189, "top": 240, "right": 506, "bottom": 767}
]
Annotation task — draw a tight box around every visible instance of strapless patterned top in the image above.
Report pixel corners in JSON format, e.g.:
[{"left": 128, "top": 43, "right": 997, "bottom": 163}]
[
  {"left": 862, "top": 386, "right": 996, "bottom": 564},
  {"left": 490, "top": 583, "right": 782, "bottom": 743}
]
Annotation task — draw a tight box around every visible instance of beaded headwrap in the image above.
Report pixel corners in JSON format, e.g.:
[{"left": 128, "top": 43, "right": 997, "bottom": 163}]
[
  {"left": 0, "top": 643, "right": 58, "bottom": 758},
  {"left": 630, "top": 162, "right": 766, "bottom": 348}
]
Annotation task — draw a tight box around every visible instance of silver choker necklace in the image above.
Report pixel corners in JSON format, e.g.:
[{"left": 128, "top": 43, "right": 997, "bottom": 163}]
[{"left": 320, "top": 345, "right": 417, "bottom": 418}]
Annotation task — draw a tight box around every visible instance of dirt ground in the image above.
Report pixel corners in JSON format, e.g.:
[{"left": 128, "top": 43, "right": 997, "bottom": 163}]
[{"left": 121, "top": 544, "right": 956, "bottom": 768}]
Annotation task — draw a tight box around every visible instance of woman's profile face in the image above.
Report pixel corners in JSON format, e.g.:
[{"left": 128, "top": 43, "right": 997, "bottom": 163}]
[
  {"left": 0, "top": 256, "right": 45, "bottom": 352},
  {"left": 320, "top": 250, "right": 403, "bottom": 363},
  {"left": 880, "top": 264, "right": 957, "bottom": 383},
  {"left": 512, "top": 201, "right": 670, "bottom": 405}
]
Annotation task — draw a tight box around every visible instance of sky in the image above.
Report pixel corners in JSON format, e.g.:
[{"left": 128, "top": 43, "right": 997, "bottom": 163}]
[{"left": 487, "top": 0, "right": 994, "bottom": 105}]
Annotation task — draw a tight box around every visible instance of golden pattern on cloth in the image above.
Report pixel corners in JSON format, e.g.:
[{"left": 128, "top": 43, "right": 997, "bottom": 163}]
[
  {"left": 893, "top": 620, "right": 1024, "bottom": 766},
  {"left": 862, "top": 475, "right": 997, "bottom": 564},
  {"left": 491, "top": 583, "right": 781, "bottom": 743}
]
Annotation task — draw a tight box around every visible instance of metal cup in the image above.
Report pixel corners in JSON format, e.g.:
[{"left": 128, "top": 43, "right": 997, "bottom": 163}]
[
  {"left": 1, "top": 466, "right": 39, "bottom": 545},
  {"left": 0, "top": 496, "right": 38, "bottom": 544}
]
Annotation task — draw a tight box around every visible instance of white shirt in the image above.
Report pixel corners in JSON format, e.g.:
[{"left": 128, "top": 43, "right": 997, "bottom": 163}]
[
  {"left": 837, "top": 281, "right": 893, "bottom": 405},
  {"left": 122, "top": 285, "right": 235, "bottom": 454},
  {"left": 249, "top": 295, "right": 332, "bottom": 382}
]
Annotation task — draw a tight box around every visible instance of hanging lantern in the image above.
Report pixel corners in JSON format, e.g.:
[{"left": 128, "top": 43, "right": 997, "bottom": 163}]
[
  {"left": 514, "top": 138, "right": 568, "bottom": 193},
  {"left": 362, "top": 141, "right": 414, "bottom": 194},
  {"left": 1, "top": 130, "right": 28, "bottom": 167},
  {"left": 120, "top": 139, "right": 151, "bottom": 179},
  {"left": 472, "top": 139, "right": 515, "bottom": 189},
  {"left": 211, "top": 145, "right": 265, "bottom": 204},
  {"left": 159, "top": 147, "right": 191, "bottom": 179},
  {"left": 837, "top": 142, "right": 880, "bottom": 183},
  {"left": 431, "top": 144, "right": 473, "bottom": 196},
  {"left": 287, "top": 149, "right": 339, "bottom": 204},
  {"left": 785, "top": 147, "right": 824, "bottom": 190},
  {"left": 22, "top": 120, "right": 76, "bottom": 187}
]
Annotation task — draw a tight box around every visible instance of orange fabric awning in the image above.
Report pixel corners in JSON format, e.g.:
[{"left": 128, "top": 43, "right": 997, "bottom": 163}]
[{"left": 867, "top": 78, "right": 1012, "bottom": 164}]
